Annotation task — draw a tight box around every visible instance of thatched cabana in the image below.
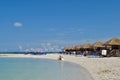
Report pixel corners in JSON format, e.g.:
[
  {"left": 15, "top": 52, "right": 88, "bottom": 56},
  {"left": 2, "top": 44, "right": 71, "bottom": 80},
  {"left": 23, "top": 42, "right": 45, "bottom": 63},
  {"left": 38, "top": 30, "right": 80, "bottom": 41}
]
[
  {"left": 82, "top": 43, "right": 92, "bottom": 56},
  {"left": 62, "top": 46, "right": 76, "bottom": 55},
  {"left": 83, "top": 43, "right": 92, "bottom": 49},
  {"left": 74, "top": 45, "right": 83, "bottom": 51},
  {"left": 104, "top": 38, "right": 120, "bottom": 49},
  {"left": 92, "top": 41, "right": 105, "bottom": 51},
  {"left": 63, "top": 46, "right": 75, "bottom": 51},
  {"left": 92, "top": 41, "right": 104, "bottom": 48},
  {"left": 92, "top": 41, "right": 105, "bottom": 56},
  {"left": 104, "top": 38, "right": 120, "bottom": 57},
  {"left": 74, "top": 45, "right": 84, "bottom": 55}
]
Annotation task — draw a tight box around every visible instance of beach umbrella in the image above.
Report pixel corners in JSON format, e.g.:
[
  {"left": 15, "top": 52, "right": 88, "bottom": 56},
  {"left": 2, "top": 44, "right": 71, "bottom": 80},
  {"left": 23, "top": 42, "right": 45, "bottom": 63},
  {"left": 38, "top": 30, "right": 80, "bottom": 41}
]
[{"left": 92, "top": 41, "right": 105, "bottom": 48}]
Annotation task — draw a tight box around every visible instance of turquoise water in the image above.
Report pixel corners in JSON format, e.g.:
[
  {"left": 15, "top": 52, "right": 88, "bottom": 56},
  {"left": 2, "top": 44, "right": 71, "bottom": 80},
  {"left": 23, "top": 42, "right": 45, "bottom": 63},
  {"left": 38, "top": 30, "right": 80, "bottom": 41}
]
[{"left": 0, "top": 57, "right": 93, "bottom": 80}]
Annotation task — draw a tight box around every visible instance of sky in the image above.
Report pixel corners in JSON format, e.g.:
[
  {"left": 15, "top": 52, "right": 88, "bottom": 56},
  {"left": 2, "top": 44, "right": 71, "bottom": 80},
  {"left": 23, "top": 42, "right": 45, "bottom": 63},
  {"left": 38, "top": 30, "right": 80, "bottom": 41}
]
[{"left": 0, "top": 0, "right": 120, "bottom": 52}]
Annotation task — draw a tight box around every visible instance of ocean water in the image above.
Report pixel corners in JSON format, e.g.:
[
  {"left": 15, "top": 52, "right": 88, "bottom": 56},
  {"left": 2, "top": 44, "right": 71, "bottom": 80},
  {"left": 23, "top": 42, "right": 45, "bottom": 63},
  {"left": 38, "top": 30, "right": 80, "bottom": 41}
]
[{"left": 0, "top": 57, "right": 93, "bottom": 80}]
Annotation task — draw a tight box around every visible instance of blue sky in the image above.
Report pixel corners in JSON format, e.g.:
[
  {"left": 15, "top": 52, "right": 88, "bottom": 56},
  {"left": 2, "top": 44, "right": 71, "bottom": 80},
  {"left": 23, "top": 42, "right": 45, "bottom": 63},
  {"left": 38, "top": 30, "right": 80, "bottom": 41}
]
[{"left": 0, "top": 0, "right": 120, "bottom": 52}]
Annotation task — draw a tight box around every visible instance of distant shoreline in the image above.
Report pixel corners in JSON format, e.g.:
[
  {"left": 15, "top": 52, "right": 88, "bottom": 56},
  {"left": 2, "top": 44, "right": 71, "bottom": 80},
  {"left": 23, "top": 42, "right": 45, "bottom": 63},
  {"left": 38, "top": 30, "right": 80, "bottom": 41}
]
[{"left": 0, "top": 54, "right": 120, "bottom": 80}]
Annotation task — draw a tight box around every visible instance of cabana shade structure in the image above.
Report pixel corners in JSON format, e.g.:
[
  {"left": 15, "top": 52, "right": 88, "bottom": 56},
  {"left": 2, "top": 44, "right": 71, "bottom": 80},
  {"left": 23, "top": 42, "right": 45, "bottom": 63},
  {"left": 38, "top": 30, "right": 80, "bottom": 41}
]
[
  {"left": 104, "top": 38, "right": 120, "bottom": 49},
  {"left": 63, "top": 46, "right": 75, "bottom": 51},
  {"left": 92, "top": 41, "right": 105, "bottom": 48},
  {"left": 62, "top": 47, "right": 68, "bottom": 51},
  {"left": 62, "top": 38, "right": 120, "bottom": 57},
  {"left": 104, "top": 38, "right": 120, "bottom": 57},
  {"left": 74, "top": 45, "right": 83, "bottom": 50},
  {"left": 105, "top": 38, "right": 120, "bottom": 46},
  {"left": 83, "top": 43, "right": 91, "bottom": 49}
]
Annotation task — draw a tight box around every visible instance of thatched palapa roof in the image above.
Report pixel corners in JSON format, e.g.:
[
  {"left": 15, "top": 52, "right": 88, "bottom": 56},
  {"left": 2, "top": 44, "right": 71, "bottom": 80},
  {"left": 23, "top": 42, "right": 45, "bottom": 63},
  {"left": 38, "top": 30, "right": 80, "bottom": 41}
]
[
  {"left": 105, "top": 38, "right": 120, "bottom": 46},
  {"left": 92, "top": 41, "right": 105, "bottom": 48},
  {"left": 74, "top": 45, "right": 83, "bottom": 50},
  {"left": 83, "top": 43, "right": 91, "bottom": 49},
  {"left": 63, "top": 46, "right": 75, "bottom": 51}
]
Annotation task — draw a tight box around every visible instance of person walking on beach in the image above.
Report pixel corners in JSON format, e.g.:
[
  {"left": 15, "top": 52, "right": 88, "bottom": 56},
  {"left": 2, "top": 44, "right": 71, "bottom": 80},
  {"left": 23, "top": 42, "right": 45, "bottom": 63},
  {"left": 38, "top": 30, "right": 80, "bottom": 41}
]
[{"left": 58, "top": 55, "right": 64, "bottom": 61}]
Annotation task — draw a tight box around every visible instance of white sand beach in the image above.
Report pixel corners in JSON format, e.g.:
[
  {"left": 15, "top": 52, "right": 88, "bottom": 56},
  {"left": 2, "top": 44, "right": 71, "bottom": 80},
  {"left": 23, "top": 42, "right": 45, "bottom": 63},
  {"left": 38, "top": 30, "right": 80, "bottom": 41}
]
[{"left": 0, "top": 53, "right": 120, "bottom": 80}]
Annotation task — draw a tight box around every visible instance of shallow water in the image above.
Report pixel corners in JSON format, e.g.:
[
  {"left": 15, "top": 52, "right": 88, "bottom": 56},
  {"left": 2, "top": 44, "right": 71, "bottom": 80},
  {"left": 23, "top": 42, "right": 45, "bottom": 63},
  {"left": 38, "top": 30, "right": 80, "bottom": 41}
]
[{"left": 0, "top": 57, "right": 93, "bottom": 80}]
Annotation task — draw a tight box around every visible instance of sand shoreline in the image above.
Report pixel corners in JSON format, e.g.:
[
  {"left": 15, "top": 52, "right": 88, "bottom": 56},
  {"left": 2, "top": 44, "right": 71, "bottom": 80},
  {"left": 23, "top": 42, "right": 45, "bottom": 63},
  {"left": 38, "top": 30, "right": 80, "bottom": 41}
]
[{"left": 0, "top": 54, "right": 120, "bottom": 80}]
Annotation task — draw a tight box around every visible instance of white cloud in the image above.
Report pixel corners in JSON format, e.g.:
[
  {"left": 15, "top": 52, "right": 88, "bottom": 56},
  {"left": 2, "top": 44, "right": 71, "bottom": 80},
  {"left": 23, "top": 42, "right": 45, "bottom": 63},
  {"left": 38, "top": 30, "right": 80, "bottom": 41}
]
[{"left": 13, "top": 22, "right": 23, "bottom": 27}]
